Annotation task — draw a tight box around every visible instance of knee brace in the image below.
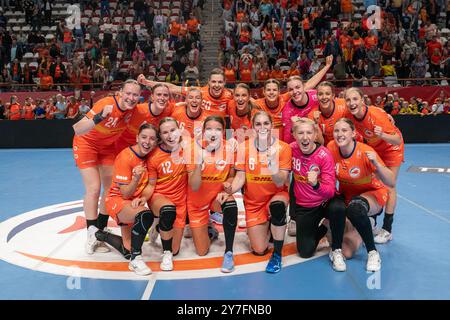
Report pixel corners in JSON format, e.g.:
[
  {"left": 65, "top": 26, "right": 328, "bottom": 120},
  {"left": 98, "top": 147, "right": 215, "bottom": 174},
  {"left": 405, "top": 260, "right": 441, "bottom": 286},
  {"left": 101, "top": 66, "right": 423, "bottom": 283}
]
[
  {"left": 132, "top": 210, "right": 154, "bottom": 236},
  {"left": 269, "top": 201, "right": 287, "bottom": 226},
  {"left": 327, "top": 197, "right": 346, "bottom": 219},
  {"left": 159, "top": 205, "right": 176, "bottom": 232},
  {"left": 346, "top": 196, "right": 370, "bottom": 220}
]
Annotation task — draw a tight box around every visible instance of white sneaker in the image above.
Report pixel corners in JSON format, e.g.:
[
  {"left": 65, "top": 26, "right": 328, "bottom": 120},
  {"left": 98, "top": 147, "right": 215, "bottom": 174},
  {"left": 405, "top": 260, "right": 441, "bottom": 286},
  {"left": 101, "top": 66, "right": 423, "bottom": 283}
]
[
  {"left": 129, "top": 255, "right": 152, "bottom": 275},
  {"left": 374, "top": 229, "right": 392, "bottom": 244},
  {"left": 85, "top": 225, "right": 99, "bottom": 255},
  {"left": 329, "top": 249, "right": 346, "bottom": 272},
  {"left": 184, "top": 224, "right": 192, "bottom": 238},
  {"left": 287, "top": 219, "right": 296, "bottom": 236},
  {"left": 238, "top": 219, "right": 246, "bottom": 228},
  {"left": 160, "top": 250, "right": 173, "bottom": 271},
  {"left": 366, "top": 250, "right": 381, "bottom": 272}
]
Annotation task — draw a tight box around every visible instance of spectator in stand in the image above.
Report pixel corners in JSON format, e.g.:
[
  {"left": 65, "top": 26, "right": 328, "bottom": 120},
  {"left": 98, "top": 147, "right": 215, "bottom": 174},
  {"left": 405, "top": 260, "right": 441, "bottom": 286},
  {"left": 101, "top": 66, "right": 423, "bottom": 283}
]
[
  {"left": 66, "top": 96, "right": 80, "bottom": 120},
  {"left": 9, "top": 95, "right": 22, "bottom": 120},
  {"left": 224, "top": 62, "right": 237, "bottom": 87},
  {"left": 429, "top": 47, "right": 443, "bottom": 83},
  {"left": 79, "top": 98, "right": 91, "bottom": 117},
  {"left": 34, "top": 99, "right": 47, "bottom": 119},
  {"left": 432, "top": 98, "right": 445, "bottom": 115},
  {"left": 333, "top": 56, "right": 347, "bottom": 87},
  {"left": 10, "top": 59, "right": 22, "bottom": 83},
  {"left": 50, "top": 57, "right": 67, "bottom": 85},
  {"left": 297, "top": 52, "right": 311, "bottom": 79},
  {"left": 411, "top": 52, "right": 428, "bottom": 85},
  {"left": 23, "top": 97, "right": 35, "bottom": 120},
  {"left": 54, "top": 94, "right": 67, "bottom": 120},
  {"left": 366, "top": 45, "right": 381, "bottom": 79},
  {"left": 183, "top": 61, "right": 200, "bottom": 85},
  {"left": 352, "top": 59, "right": 366, "bottom": 87},
  {"left": 165, "top": 66, "right": 180, "bottom": 84}
]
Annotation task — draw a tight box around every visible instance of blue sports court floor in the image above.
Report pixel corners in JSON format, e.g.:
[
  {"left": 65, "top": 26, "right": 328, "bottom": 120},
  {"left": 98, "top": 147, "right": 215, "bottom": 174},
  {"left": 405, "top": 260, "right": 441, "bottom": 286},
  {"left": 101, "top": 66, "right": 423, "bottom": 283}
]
[{"left": 0, "top": 144, "right": 449, "bottom": 300}]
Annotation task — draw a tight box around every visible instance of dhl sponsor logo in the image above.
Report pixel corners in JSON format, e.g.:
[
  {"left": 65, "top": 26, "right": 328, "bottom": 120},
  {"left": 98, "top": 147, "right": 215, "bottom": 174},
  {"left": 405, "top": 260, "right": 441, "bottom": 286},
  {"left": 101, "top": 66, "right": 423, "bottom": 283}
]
[
  {"left": 202, "top": 174, "right": 227, "bottom": 182},
  {"left": 156, "top": 171, "right": 187, "bottom": 183},
  {"left": 293, "top": 174, "right": 308, "bottom": 183},
  {"left": 246, "top": 174, "right": 273, "bottom": 183}
]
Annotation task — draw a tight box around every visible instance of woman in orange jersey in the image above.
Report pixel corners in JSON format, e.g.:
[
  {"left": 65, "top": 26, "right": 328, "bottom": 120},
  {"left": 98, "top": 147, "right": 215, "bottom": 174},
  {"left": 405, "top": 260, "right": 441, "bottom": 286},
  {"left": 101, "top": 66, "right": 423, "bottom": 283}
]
[
  {"left": 171, "top": 88, "right": 207, "bottom": 142},
  {"left": 227, "top": 83, "right": 258, "bottom": 143},
  {"left": 307, "top": 82, "right": 349, "bottom": 146},
  {"left": 88, "top": 124, "right": 158, "bottom": 276},
  {"left": 138, "top": 68, "right": 233, "bottom": 119},
  {"left": 187, "top": 116, "right": 238, "bottom": 272},
  {"left": 224, "top": 111, "right": 292, "bottom": 274},
  {"left": 251, "top": 56, "right": 333, "bottom": 140},
  {"left": 72, "top": 79, "right": 141, "bottom": 254},
  {"left": 344, "top": 87, "right": 404, "bottom": 244},
  {"left": 115, "top": 84, "right": 174, "bottom": 155},
  {"left": 146, "top": 117, "right": 188, "bottom": 271},
  {"left": 327, "top": 118, "right": 395, "bottom": 272}
]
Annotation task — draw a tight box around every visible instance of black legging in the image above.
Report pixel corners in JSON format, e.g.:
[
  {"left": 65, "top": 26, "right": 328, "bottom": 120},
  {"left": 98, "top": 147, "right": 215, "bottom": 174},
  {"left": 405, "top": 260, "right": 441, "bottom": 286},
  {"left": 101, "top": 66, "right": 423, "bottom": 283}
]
[
  {"left": 294, "top": 197, "right": 347, "bottom": 258},
  {"left": 294, "top": 204, "right": 328, "bottom": 258}
]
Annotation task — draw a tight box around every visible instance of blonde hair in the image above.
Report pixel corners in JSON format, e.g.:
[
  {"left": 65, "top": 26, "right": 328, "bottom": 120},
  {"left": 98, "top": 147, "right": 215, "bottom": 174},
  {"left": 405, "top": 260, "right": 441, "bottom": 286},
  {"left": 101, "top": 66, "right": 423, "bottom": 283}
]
[
  {"left": 292, "top": 117, "right": 316, "bottom": 133},
  {"left": 344, "top": 87, "right": 364, "bottom": 99}
]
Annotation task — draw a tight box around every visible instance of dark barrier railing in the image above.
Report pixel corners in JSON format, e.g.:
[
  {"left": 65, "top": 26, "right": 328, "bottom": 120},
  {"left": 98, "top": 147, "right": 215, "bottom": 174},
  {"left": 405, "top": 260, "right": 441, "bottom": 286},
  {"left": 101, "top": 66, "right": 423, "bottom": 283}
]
[
  {"left": 0, "top": 115, "right": 448, "bottom": 148},
  {"left": 0, "top": 119, "right": 77, "bottom": 148}
]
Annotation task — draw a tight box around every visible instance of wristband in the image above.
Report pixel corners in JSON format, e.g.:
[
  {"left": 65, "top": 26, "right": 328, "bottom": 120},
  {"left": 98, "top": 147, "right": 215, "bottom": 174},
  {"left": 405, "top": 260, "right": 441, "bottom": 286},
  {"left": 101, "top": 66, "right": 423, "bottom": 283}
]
[{"left": 93, "top": 113, "right": 105, "bottom": 124}]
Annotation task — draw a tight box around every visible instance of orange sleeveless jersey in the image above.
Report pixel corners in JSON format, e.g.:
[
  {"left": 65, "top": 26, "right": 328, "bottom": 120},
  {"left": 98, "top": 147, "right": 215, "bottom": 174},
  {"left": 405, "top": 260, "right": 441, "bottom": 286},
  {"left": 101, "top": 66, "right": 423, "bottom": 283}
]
[
  {"left": 147, "top": 146, "right": 188, "bottom": 205},
  {"left": 115, "top": 102, "right": 174, "bottom": 153},
  {"left": 253, "top": 92, "right": 290, "bottom": 138},
  {"left": 327, "top": 141, "right": 389, "bottom": 204},
  {"left": 350, "top": 106, "right": 404, "bottom": 166},
  {"left": 9, "top": 103, "right": 22, "bottom": 120},
  {"left": 108, "top": 146, "right": 149, "bottom": 199},
  {"left": 186, "top": 139, "right": 235, "bottom": 223},
  {"left": 235, "top": 138, "right": 291, "bottom": 212},
  {"left": 77, "top": 96, "right": 133, "bottom": 146},
  {"left": 183, "top": 86, "right": 233, "bottom": 119},
  {"left": 308, "top": 98, "right": 349, "bottom": 146}
]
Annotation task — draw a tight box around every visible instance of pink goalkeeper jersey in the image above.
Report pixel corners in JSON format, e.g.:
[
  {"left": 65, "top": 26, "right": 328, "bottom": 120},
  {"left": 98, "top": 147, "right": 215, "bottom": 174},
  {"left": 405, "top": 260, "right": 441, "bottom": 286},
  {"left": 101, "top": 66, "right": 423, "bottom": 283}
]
[
  {"left": 290, "top": 143, "right": 336, "bottom": 208},
  {"left": 282, "top": 90, "right": 319, "bottom": 144}
]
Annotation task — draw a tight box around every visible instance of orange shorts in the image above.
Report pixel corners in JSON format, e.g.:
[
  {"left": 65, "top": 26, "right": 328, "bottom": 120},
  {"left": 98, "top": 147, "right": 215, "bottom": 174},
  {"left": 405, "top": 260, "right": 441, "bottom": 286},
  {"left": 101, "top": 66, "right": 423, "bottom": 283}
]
[
  {"left": 244, "top": 191, "right": 289, "bottom": 228},
  {"left": 149, "top": 193, "right": 187, "bottom": 229},
  {"left": 378, "top": 143, "right": 404, "bottom": 167},
  {"left": 187, "top": 200, "right": 222, "bottom": 228},
  {"left": 105, "top": 196, "right": 132, "bottom": 225},
  {"left": 345, "top": 188, "right": 389, "bottom": 208},
  {"left": 73, "top": 136, "right": 116, "bottom": 169}
]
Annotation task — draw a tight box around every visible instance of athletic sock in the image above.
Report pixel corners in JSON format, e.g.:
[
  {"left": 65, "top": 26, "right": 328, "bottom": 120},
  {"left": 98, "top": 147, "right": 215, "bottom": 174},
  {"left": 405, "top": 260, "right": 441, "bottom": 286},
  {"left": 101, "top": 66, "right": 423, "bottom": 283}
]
[
  {"left": 96, "top": 213, "right": 109, "bottom": 230},
  {"left": 382, "top": 213, "right": 394, "bottom": 233},
  {"left": 273, "top": 240, "right": 284, "bottom": 256},
  {"left": 86, "top": 219, "right": 97, "bottom": 229}
]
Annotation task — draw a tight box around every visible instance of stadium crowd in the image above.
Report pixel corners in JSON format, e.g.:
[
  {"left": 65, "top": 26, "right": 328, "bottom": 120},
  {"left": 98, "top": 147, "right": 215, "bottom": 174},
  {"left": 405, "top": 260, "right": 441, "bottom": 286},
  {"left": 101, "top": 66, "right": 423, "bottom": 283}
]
[
  {"left": 219, "top": 0, "right": 450, "bottom": 87},
  {"left": 0, "top": 0, "right": 204, "bottom": 92}
]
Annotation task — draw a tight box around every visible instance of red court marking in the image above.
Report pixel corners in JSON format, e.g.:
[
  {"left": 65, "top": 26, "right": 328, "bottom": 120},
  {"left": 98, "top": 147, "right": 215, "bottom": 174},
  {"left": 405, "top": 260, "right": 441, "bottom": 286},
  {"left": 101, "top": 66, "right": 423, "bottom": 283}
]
[{"left": 16, "top": 243, "right": 298, "bottom": 272}]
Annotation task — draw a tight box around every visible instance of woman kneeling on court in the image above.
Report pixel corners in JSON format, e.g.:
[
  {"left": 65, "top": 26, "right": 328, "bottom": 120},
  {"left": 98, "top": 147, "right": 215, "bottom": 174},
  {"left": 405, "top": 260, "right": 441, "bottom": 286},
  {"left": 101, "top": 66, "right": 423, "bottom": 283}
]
[
  {"left": 187, "top": 116, "right": 238, "bottom": 272},
  {"left": 326, "top": 118, "right": 395, "bottom": 272},
  {"left": 88, "top": 123, "right": 158, "bottom": 276},
  {"left": 224, "top": 111, "right": 291, "bottom": 273},
  {"left": 289, "top": 118, "right": 337, "bottom": 259}
]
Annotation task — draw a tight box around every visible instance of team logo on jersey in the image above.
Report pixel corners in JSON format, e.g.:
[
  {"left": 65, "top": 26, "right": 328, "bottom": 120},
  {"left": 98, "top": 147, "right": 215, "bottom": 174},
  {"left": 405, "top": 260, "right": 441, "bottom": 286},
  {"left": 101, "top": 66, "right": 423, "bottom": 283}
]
[
  {"left": 218, "top": 103, "right": 227, "bottom": 112},
  {"left": 364, "top": 129, "right": 374, "bottom": 137},
  {"left": 0, "top": 199, "right": 312, "bottom": 280},
  {"left": 309, "top": 165, "right": 321, "bottom": 174},
  {"left": 349, "top": 166, "right": 361, "bottom": 178},
  {"left": 215, "top": 159, "right": 227, "bottom": 170},
  {"left": 124, "top": 113, "right": 132, "bottom": 123}
]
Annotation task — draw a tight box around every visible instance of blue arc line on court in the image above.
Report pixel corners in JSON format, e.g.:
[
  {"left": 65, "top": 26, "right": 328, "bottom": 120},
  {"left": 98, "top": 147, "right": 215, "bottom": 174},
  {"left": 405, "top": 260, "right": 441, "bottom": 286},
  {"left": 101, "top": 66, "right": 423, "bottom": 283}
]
[{"left": 6, "top": 207, "right": 82, "bottom": 243}]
